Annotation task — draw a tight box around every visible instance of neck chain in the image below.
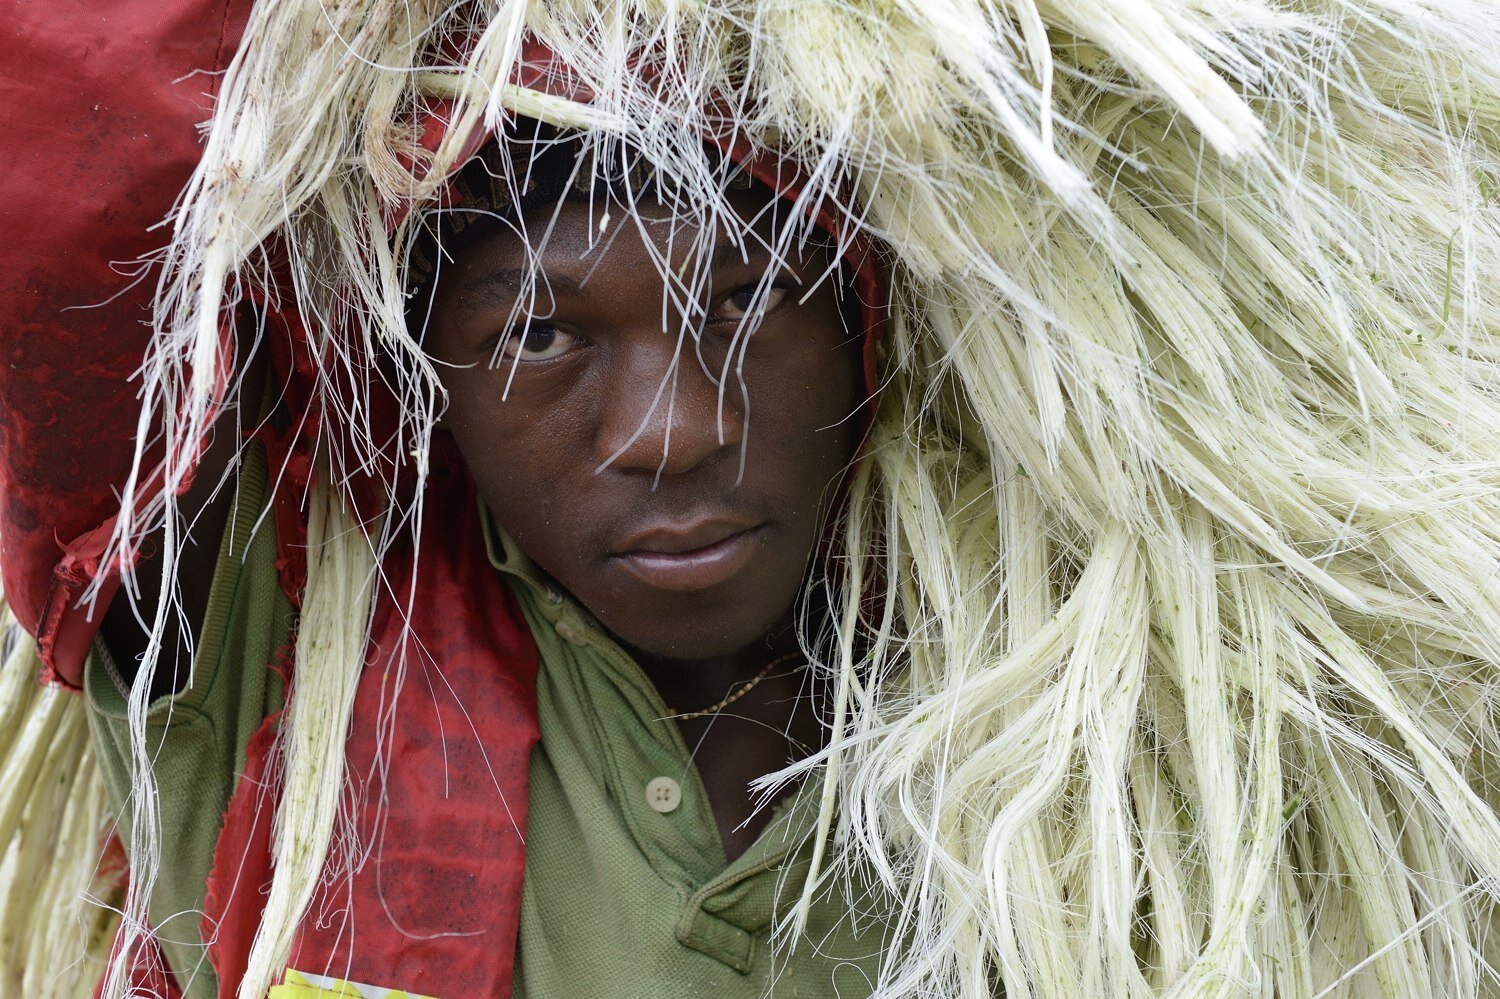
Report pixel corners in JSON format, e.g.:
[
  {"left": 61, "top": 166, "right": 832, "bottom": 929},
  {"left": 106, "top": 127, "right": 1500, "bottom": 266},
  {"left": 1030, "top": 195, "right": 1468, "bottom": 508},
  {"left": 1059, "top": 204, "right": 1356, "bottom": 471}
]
[{"left": 667, "top": 651, "right": 803, "bottom": 721}]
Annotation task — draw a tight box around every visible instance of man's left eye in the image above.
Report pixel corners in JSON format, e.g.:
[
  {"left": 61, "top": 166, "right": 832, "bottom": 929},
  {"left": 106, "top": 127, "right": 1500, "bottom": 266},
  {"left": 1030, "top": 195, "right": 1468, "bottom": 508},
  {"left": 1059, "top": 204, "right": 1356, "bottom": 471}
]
[{"left": 712, "top": 285, "right": 790, "bottom": 321}]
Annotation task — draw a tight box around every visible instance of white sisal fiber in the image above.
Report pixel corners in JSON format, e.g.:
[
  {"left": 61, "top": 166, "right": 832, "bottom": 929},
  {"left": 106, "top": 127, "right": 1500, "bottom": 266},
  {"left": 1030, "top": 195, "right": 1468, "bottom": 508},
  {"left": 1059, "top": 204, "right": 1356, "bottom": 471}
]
[
  {"left": 55, "top": 0, "right": 1500, "bottom": 995},
  {"left": 238, "top": 476, "right": 377, "bottom": 999},
  {"left": 0, "top": 615, "right": 118, "bottom": 998}
]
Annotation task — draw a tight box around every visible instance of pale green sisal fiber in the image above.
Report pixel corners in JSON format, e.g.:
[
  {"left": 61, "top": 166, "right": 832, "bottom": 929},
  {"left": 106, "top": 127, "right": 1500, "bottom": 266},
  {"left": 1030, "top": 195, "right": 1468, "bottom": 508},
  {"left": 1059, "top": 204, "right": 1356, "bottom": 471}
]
[{"left": 55, "top": 0, "right": 1500, "bottom": 995}]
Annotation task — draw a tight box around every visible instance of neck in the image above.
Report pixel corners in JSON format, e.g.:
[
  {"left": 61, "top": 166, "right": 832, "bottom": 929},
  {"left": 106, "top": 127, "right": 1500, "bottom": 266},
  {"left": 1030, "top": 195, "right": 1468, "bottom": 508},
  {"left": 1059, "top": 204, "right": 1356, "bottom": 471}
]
[
  {"left": 629, "top": 613, "right": 826, "bottom": 861},
  {"left": 632, "top": 617, "right": 802, "bottom": 718}
]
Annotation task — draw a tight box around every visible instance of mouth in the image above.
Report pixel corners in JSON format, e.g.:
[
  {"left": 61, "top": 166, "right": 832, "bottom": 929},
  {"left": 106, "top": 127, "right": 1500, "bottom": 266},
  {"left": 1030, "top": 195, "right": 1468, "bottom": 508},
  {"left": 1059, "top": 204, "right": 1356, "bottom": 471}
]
[{"left": 613, "top": 520, "right": 767, "bottom": 592}]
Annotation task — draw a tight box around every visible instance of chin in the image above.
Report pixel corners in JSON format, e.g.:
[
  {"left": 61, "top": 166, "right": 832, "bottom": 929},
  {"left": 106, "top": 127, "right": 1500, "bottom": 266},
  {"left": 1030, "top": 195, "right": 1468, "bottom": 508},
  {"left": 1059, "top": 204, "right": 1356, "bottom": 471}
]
[
  {"left": 611, "top": 620, "right": 775, "bottom": 662},
  {"left": 593, "top": 593, "right": 793, "bottom": 662}
]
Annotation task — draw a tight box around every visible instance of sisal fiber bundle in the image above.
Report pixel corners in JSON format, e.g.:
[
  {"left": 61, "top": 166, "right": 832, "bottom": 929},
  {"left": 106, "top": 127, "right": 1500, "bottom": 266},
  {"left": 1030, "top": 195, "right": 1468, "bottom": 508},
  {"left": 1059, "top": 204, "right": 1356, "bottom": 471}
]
[
  {"left": 45, "top": 0, "right": 1500, "bottom": 995},
  {"left": 0, "top": 616, "right": 118, "bottom": 998}
]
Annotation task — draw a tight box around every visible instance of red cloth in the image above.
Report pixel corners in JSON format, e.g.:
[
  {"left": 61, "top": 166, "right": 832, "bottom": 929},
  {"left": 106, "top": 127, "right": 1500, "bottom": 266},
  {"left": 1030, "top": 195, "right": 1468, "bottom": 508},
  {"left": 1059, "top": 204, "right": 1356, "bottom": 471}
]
[
  {"left": 0, "top": 0, "right": 253, "bottom": 685},
  {"left": 202, "top": 443, "right": 540, "bottom": 997},
  {"left": 194, "top": 296, "right": 542, "bottom": 994},
  {"left": 0, "top": 13, "right": 542, "bottom": 990},
  {"left": 93, "top": 837, "right": 185, "bottom": 999}
]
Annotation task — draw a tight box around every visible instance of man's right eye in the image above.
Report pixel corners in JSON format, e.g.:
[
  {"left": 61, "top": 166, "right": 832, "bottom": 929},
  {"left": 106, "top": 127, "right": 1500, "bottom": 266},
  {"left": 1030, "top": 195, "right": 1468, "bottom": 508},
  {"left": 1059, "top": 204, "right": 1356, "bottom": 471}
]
[{"left": 497, "top": 323, "right": 577, "bottom": 362}]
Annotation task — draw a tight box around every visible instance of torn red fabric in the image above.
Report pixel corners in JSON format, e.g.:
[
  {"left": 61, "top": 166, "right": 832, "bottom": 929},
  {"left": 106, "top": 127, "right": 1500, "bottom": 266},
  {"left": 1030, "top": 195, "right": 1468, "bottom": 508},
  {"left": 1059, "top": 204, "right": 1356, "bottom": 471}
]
[
  {"left": 0, "top": 0, "right": 253, "bottom": 686},
  {"left": 202, "top": 443, "right": 540, "bottom": 998}
]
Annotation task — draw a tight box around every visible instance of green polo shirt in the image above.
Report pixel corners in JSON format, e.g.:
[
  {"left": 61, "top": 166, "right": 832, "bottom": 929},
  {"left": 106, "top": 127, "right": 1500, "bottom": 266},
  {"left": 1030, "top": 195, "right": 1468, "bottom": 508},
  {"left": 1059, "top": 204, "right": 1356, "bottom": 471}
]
[
  {"left": 84, "top": 460, "right": 894, "bottom": 998},
  {"left": 486, "top": 520, "right": 895, "bottom": 999}
]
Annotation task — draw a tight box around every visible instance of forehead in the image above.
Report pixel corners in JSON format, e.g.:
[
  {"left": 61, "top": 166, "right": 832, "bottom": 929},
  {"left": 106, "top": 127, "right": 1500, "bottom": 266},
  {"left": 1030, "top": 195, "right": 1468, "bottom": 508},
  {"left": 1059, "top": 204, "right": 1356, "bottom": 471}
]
[
  {"left": 429, "top": 186, "right": 837, "bottom": 317},
  {"left": 518, "top": 190, "right": 808, "bottom": 264}
]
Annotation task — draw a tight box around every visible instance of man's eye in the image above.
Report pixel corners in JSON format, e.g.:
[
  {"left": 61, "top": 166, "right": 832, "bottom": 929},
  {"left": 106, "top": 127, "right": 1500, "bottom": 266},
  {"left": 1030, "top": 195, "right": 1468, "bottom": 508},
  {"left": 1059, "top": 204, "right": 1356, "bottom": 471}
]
[
  {"left": 497, "top": 323, "right": 576, "bottom": 362},
  {"left": 712, "top": 285, "right": 790, "bottom": 322}
]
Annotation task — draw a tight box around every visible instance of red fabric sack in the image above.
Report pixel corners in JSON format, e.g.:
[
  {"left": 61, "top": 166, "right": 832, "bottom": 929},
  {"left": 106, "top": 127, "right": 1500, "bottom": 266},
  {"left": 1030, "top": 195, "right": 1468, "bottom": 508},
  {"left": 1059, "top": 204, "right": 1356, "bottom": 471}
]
[{"left": 0, "top": 0, "right": 252, "bottom": 684}]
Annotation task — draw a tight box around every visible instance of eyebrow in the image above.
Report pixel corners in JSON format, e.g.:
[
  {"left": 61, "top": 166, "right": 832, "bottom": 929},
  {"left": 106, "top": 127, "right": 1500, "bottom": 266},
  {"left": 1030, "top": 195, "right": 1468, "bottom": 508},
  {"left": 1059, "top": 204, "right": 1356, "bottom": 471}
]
[
  {"left": 709, "top": 233, "right": 789, "bottom": 272},
  {"left": 463, "top": 268, "right": 584, "bottom": 309},
  {"left": 461, "top": 233, "right": 784, "bottom": 309}
]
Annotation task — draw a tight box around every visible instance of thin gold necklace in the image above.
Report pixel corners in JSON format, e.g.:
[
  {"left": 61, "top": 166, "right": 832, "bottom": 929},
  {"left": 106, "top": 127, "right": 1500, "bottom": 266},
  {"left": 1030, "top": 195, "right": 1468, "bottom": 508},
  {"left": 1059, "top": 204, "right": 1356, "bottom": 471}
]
[{"left": 667, "top": 651, "right": 802, "bottom": 721}]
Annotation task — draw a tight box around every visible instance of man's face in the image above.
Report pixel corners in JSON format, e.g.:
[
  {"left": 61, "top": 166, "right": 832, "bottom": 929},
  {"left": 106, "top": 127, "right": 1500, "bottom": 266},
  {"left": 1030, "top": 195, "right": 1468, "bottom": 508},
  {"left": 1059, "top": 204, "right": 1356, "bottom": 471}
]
[{"left": 424, "top": 193, "right": 864, "bottom": 661}]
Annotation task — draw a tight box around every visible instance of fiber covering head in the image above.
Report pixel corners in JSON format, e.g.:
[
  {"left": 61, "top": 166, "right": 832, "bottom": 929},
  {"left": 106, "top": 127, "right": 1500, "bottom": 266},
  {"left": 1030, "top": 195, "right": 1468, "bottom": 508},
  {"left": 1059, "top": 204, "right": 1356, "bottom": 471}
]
[{"left": 1, "top": 3, "right": 1498, "bottom": 998}]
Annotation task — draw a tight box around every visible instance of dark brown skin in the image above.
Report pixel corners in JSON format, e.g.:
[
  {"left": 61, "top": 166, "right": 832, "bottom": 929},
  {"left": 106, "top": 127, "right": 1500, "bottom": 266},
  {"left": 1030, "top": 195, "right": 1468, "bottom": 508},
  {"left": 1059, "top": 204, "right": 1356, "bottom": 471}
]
[
  {"left": 104, "top": 190, "right": 864, "bottom": 861},
  {"left": 426, "top": 195, "right": 863, "bottom": 856}
]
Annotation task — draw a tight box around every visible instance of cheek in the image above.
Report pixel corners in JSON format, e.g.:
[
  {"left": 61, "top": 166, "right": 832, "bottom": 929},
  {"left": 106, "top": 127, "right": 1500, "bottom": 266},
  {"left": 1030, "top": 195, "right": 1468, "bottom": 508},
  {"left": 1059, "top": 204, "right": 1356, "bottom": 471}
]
[
  {"left": 441, "top": 379, "right": 576, "bottom": 548},
  {"left": 746, "top": 337, "right": 862, "bottom": 475}
]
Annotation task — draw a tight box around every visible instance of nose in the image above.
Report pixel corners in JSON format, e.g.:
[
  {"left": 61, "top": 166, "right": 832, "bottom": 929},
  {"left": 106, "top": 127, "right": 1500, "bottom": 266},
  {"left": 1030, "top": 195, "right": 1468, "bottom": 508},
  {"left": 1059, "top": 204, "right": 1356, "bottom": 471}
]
[{"left": 595, "top": 333, "right": 745, "bottom": 477}]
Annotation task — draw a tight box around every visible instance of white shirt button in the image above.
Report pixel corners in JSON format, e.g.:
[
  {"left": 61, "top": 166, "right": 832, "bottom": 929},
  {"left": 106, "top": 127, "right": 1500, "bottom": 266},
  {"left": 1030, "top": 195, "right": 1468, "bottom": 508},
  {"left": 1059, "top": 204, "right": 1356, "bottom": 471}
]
[
  {"left": 554, "top": 615, "right": 589, "bottom": 646},
  {"left": 645, "top": 776, "right": 682, "bottom": 813}
]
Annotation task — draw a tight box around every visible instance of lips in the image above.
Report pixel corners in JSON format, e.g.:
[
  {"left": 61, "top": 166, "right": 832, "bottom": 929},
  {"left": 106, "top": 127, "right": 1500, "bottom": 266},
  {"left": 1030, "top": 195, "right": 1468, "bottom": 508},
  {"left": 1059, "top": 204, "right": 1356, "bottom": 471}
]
[{"left": 613, "top": 519, "right": 767, "bottom": 592}]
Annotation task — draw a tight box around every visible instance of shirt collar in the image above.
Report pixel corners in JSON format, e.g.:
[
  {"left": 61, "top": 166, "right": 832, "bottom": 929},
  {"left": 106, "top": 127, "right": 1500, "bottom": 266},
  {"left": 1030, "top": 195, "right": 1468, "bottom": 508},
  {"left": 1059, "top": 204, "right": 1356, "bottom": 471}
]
[{"left": 479, "top": 500, "right": 608, "bottom": 637}]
